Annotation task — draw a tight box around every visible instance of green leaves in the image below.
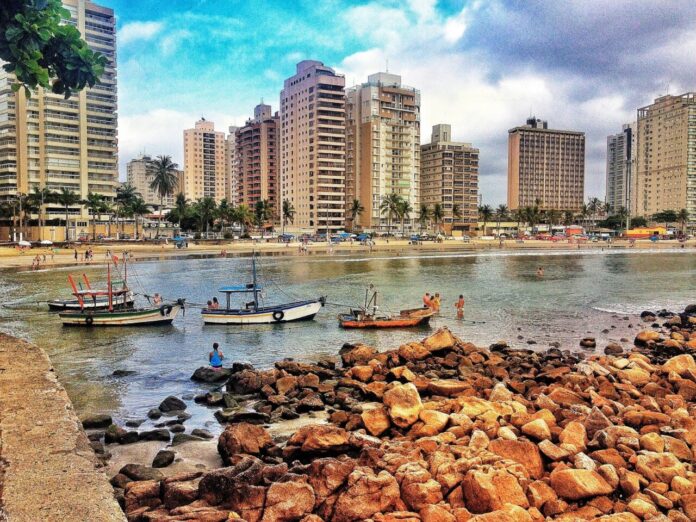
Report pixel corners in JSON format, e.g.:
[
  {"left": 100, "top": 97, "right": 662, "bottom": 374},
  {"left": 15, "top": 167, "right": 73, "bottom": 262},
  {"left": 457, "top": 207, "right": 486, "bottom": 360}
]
[{"left": 0, "top": 0, "right": 107, "bottom": 98}]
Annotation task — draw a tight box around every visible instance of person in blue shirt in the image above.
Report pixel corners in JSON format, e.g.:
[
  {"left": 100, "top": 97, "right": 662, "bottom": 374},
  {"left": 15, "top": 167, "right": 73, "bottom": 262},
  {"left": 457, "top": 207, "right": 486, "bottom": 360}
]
[{"left": 209, "top": 342, "right": 224, "bottom": 369}]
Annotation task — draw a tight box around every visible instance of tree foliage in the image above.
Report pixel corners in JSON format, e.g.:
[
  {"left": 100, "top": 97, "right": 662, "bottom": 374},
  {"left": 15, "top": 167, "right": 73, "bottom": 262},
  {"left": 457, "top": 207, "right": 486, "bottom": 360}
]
[{"left": 0, "top": 0, "right": 107, "bottom": 98}]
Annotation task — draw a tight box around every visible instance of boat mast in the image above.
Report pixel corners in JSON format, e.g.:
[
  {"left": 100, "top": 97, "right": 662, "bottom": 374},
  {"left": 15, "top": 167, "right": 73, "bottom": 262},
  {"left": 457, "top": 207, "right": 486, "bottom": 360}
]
[
  {"left": 252, "top": 254, "right": 259, "bottom": 311},
  {"left": 107, "top": 263, "right": 113, "bottom": 312}
]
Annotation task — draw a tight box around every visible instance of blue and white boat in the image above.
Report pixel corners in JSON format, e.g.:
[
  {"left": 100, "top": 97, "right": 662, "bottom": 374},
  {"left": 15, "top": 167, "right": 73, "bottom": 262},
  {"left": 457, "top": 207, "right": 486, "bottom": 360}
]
[{"left": 201, "top": 255, "right": 325, "bottom": 325}]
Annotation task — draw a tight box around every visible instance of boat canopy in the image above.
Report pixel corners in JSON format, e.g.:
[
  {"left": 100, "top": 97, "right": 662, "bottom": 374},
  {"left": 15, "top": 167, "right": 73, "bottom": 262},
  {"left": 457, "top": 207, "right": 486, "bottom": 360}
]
[{"left": 218, "top": 284, "right": 262, "bottom": 293}]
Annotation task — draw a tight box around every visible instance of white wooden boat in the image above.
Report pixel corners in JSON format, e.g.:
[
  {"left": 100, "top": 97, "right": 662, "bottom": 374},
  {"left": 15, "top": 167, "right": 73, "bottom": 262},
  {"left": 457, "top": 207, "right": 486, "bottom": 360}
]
[
  {"left": 60, "top": 303, "right": 182, "bottom": 326},
  {"left": 201, "top": 255, "right": 324, "bottom": 325}
]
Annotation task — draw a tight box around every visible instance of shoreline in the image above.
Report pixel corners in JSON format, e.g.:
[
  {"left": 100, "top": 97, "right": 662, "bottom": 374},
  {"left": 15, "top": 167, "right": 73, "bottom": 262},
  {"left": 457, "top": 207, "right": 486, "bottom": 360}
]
[
  {"left": 1, "top": 237, "right": 694, "bottom": 270},
  {"left": 98, "top": 305, "right": 696, "bottom": 521}
]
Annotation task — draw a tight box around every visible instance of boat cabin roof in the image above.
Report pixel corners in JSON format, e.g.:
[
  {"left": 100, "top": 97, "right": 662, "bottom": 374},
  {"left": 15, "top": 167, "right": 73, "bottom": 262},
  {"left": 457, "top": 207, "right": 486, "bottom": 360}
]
[
  {"left": 74, "top": 288, "right": 129, "bottom": 297},
  {"left": 218, "top": 284, "right": 262, "bottom": 293}
]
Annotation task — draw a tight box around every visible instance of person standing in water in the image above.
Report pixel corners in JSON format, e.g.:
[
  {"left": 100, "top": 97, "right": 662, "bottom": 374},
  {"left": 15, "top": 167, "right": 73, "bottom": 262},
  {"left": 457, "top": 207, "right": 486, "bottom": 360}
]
[
  {"left": 432, "top": 293, "right": 442, "bottom": 312},
  {"left": 422, "top": 292, "right": 432, "bottom": 309},
  {"left": 537, "top": 266, "right": 544, "bottom": 277},
  {"left": 209, "top": 343, "right": 224, "bottom": 369},
  {"left": 455, "top": 295, "right": 465, "bottom": 319}
]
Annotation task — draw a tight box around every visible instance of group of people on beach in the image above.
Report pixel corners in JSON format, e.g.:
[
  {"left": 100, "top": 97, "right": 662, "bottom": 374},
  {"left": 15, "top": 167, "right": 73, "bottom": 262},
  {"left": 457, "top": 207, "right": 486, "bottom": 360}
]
[
  {"left": 423, "top": 292, "right": 466, "bottom": 319},
  {"left": 74, "top": 248, "right": 95, "bottom": 263}
]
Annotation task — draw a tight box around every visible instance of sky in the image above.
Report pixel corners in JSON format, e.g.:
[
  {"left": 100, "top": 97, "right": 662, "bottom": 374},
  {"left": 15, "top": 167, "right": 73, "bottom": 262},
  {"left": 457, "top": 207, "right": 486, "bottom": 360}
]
[{"left": 102, "top": 0, "right": 696, "bottom": 205}]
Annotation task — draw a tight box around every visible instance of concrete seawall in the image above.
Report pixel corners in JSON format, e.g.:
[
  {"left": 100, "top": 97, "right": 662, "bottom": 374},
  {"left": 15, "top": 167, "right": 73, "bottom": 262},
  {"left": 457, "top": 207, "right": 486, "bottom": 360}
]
[{"left": 0, "top": 333, "right": 125, "bottom": 521}]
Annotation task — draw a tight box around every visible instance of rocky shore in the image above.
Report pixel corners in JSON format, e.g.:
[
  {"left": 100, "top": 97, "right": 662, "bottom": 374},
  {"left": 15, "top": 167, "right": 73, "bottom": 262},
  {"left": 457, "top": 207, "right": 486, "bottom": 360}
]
[{"left": 103, "top": 304, "right": 696, "bottom": 521}]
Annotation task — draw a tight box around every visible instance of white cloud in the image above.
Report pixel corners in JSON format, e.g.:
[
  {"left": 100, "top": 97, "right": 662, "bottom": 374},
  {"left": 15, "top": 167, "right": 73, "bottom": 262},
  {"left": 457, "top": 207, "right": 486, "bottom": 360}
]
[{"left": 119, "top": 21, "right": 163, "bottom": 46}]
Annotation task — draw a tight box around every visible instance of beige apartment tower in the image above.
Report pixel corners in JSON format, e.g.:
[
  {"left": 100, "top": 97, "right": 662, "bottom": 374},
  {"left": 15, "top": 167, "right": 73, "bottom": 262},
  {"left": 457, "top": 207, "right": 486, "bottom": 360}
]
[
  {"left": 633, "top": 93, "right": 696, "bottom": 224},
  {"left": 235, "top": 104, "right": 279, "bottom": 219},
  {"left": 507, "top": 118, "right": 585, "bottom": 211},
  {"left": 605, "top": 123, "right": 636, "bottom": 214},
  {"left": 0, "top": 0, "right": 118, "bottom": 218},
  {"left": 421, "top": 124, "right": 479, "bottom": 233},
  {"left": 183, "top": 118, "right": 226, "bottom": 203},
  {"left": 280, "top": 60, "right": 346, "bottom": 234},
  {"left": 225, "top": 125, "right": 240, "bottom": 203},
  {"left": 345, "top": 72, "right": 420, "bottom": 232},
  {"left": 126, "top": 155, "right": 180, "bottom": 208}
]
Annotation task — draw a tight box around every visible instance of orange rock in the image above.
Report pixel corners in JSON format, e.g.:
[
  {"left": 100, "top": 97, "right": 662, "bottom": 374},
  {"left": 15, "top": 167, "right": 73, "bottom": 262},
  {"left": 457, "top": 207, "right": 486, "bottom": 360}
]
[
  {"left": 488, "top": 439, "right": 544, "bottom": 479},
  {"left": 549, "top": 468, "right": 614, "bottom": 500},
  {"left": 461, "top": 467, "right": 529, "bottom": 513},
  {"left": 361, "top": 407, "right": 391, "bottom": 437},
  {"left": 383, "top": 383, "right": 423, "bottom": 428}
]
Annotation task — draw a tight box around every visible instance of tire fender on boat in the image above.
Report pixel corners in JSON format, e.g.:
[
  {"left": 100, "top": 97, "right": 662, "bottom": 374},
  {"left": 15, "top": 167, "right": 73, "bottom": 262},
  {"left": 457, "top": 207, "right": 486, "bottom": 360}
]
[
  {"left": 272, "top": 310, "right": 285, "bottom": 322},
  {"left": 160, "top": 304, "right": 173, "bottom": 316},
  {"left": 85, "top": 315, "right": 94, "bottom": 325}
]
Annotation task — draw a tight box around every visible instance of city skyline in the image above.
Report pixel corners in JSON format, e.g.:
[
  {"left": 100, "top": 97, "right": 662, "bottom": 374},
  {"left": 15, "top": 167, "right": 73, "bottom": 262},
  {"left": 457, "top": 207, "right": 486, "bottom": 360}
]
[{"left": 105, "top": 0, "right": 696, "bottom": 205}]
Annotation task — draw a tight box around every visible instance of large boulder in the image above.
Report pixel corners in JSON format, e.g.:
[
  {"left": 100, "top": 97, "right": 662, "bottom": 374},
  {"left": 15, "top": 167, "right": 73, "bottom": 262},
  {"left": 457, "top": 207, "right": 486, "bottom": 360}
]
[
  {"left": 362, "top": 407, "right": 391, "bottom": 437},
  {"left": 398, "top": 342, "right": 430, "bottom": 362},
  {"left": 218, "top": 422, "right": 274, "bottom": 464},
  {"left": 332, "top": 467, "right": 400, "bottom": 522},
  {"left": 383, "top": 383, "right": 423, "bottom": 428},
  {"left": 635, "top": 452, "right": 687, "bottom": 483},
  {"left": 261, "top": 478, "right": 316, "bottom": 522},
  {"left": 662, "top": 354, "right": 696, "bottom": 376},
  {"left": 159, "top": 395, "right": 187, "bottom": 413},
  {"left": 286, "top": 425, "right": 353, "bottom": 456},
  {"left": 119, "top": 463, "right": 164, "bottom": 482},
  {"left": 308, "top": 457, "right": 356, "bottom": 501},
  {"left": 191, "top": 366, "right": 233, "bottom": 383},
  {"left": 340, "top": 343, "right": 378, "bottom": 367},
  {"left": 427, "top": 380, "right": 470, "bottom": 397},
  {"left": 81, "top": 414, "right": 113, "bottom": 430},
  {"left": 461, "top": 467, "right": 528, "bottom": 513},
  {"left": 422, "top": 327, "right": 457, "bottom": 352},
  {"left": 549, "top": 468, "right": 614, "bottom": 500},
  {"left": 152, "top": 450, "right": 176, "bottom": 468},
  {"left": 488, "top": 439, "right": 544, "bottom": 479},
  {"left": 198, "top": 456, "right": 266, "bottom": 520}
]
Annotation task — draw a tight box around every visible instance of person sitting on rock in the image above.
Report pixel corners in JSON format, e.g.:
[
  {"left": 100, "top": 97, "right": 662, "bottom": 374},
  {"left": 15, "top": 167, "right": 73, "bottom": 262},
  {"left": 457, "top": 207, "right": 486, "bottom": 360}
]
[{"left": 209, "top": 343, "right": 224, "bottom": 369}]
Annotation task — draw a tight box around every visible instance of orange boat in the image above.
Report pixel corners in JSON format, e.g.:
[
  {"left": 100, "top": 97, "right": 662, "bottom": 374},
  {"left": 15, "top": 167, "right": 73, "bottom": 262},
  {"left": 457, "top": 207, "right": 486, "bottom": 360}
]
[
  {"left": 338, "top": 307, "right": 434, "bottom": 329},
  {"left": 337, "top": 286, "right": 435, "bottom": 328}
]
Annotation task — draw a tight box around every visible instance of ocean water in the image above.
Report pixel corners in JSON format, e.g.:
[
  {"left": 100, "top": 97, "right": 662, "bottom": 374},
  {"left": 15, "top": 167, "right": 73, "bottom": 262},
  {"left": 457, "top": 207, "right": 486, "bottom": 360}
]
[{"left": 0, "top": 248, "right": 694, "bottom": 434}]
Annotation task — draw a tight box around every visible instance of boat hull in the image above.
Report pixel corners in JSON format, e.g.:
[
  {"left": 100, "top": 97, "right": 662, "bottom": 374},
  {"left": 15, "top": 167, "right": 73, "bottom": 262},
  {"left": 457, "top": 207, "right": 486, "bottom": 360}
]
[
  {"left": 48, "top": 295, "right": 134, "bottom": 311},
  {"left": 202, "top": 300, "right": 322, "bottom": 325},
  {"left": 59, "top": 304, "right": 181, "bottom": 326},
  {"left": 338, "top": 309, "right": 434, "bottom": 329}
]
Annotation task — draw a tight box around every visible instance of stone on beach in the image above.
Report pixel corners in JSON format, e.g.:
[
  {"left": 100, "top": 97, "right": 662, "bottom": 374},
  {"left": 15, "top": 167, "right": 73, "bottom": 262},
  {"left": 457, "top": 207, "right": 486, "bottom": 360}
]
[{"left": 158, "top": 395, "right": 187, "bottom": 413}]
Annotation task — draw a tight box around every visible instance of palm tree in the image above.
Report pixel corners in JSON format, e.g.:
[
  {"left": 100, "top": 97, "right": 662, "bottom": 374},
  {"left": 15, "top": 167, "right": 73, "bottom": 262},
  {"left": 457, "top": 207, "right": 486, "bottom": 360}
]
[
  {"left": 217, "top": 199, "right": 232, "bottom": 231},
  {"left": 56, "top": 188, "right": 80, "bottom": 242},
  {"left": 195, "top": 197, "right": 217, "bottom": 234},
  {"left": 379, "top": 193, "right": 402, "bottom": 235},
  {"left": 545, "top": 209, "right": 561, "bottom": 234},
  {"left": 579, "top": 203, "right": 589, "bottom": 228},
  {"left": 282, "top": 199, "right": 295, "bottom": 236},
  {"left": 495, "top": 204, "right": 508, "bottom": 237},
  {"left": 128, "top": 197, "right": 151, "bottom": 239},
  {"left": 677, "top": 208, "right": 689, "bottom": 235},
  {"left": 561, "top": 210, "right": 574, "bottom": 227},
  {"left": 478, "top": 204, "right": 493, "bottom": 237},
  {"left": 432, "top": 203, "right": 444, "bottom": 234},
  {"left": 173, "top": 193, "right": 188, "bottom": 229},
  {"left": 83, "top": 192, "right": 104, "bottom": 240},
  {"left": 418, "top": 203, "right": 431, "bottom": 233},
  {"left": 116, "top": 183, "right": 139, "bottom": 238},
  {"left": 234, "top": 204, "right": 254, "bottom": 237},
  {"left": 396, "top": 198, "right": 413, "bottom": 236},
  {"left": 254, "top": 199, "right": 273, "bottom": 237},
  {"left": 348, "top": 199, "right": 364, "bottom": 232},
  {"left": 149, "top": 155, "right": 179, "bottom": 221},
  {"left": 28, "top": 186, "right": 54, "bottom": 240},
  {"left": 616, "top": 206, "right": 629, "bottom": 230}
]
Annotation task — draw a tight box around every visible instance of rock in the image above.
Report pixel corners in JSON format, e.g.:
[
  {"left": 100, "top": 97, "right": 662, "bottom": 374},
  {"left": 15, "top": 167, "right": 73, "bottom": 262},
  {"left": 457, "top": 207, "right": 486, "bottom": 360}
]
[
  {"left": 124, "top": 479, "right": 161, "bottom": 515},
  {"left": 398, "top": 342, "right": 430, "bottom": 361},
  {"left": 169, "top": 424, "right": 185, "bottom": 433},
  {"left": 340, "top": 343, "right": 378, "bottom": 367},
  {"left": 634, "top": 452, "right": 686, "bottom": 483},
  {"left": 191, "top": 428, "right": 214, "bottom": 439},
  {"left": 626, "top": 498, "right": 658, "bottom": 519},
  {"left": 488, "top": 439, "right": 544, "bottom": 479},
  {"left": 419, "top": 505, "right": 456, "bottom": 522},
  {"left": 81, "top": 414, "right": 112, "bottom": 430},
  {"left": 604, "top": 343, "right": 623, "bottom": 356},
  {"left": 580, "top": 337, "right": 596, "bottom": 348},
  {"left": 120, "top": 463, "right": 164, "bottom": 482},
  {"left": 198, "top": 456, "right": 266, "bottom": 519},
  {"left": 521, "top": 418, "right": 551, "bottom": 440},
  {"left": 227, "top": 369, "right": 264, "bottom": 394},
  {"left": 112, "top": 369, "right": 137, "bottom": 377},
  {"left": 663, "top": 354, "right": 696, "bottom": 376},
  {"left": 218, "top": 422, "right": 273, "bottom": 464},
  {"left": 634, "top": 330, "right": 660, "bottom": 346},
  {"left": 383, "top": 383, "right": 423, "bottom": 428},
  {"left": 215, "top": 409, "right": 270, "bottom": 424},
  {"left": 159, "top": 395, "right": 187, "bottom": 413},
  {"left": 296, "top": 393, "right": 325, "bottom": 413},
  {"left": 427, "top": 379, "right": 470, "bottom": 397},
  {"left": 191, "top": 366, "right": 233, "bottom": 382},
  {"left": 286, "top": 425, "right": 352, "bottom": 455},
  {"left": 152, "top": 450, "right": 176, "bottom": 468},
  {"left": 138, "top": 429, "right": 171, "bottom": 442},
  {"left": 362, "top": 407, "right": 391, "bottom": 437},
  {"left": 147, "top": 408, "right": 162, "bottom": 420},
  {"left": 276, "top": 375, "right": 299, "bottom": 395},
  {"left": 422, "top": 327, "right": 457, "bottom": 352},
  {"left": 171, "top": 433, "right": 204, "bottom": 445},
  {"left": 559, "top": 421, "right": 587, "bottom": 450},
  {"left": 461, "top": 467, "right": 529, "bottom": 513},
  {"left": 104, "top": 423, "right": 127, "bottom": 444},
  {"left": 262, "top": 479, "right": 316, "bottom": 521},
  {"left": 332, "top": 467, "right": 400, "bottom": 522},
  {"left": 549, "top": 468, "right": 614, "bottom": 500}
]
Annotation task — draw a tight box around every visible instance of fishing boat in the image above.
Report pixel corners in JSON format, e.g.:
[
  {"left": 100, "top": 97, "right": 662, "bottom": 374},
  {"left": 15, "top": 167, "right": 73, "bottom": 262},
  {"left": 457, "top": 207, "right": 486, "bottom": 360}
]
[
  {"left": 337, "top": 286, "right": 434, "bottom": 329},
  {"left": 201, "top": 255, "right": 324, "bottom": 325},
  {"left": 48, "top": 273, "right": 134, "bottom": 311},
  {"left": 59, "top": 258, "right": 183, "bottom": 327}
]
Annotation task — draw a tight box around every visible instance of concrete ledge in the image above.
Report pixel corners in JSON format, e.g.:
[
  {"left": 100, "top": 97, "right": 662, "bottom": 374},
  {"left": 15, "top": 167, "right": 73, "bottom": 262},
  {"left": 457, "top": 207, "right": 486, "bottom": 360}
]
[{"left": 0, "top": 333, "right": 125, "bottom": 521}]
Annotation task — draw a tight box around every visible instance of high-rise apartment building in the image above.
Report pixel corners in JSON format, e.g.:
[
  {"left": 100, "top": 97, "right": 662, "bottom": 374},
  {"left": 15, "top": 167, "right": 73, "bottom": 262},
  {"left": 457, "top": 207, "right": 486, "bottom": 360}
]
[
  {"left": 507, "top": 118, "right": 585, "bottom": 211},
  {"left": 420, "top": 124, "right": 479, "bottom": 233},
  {"left": 183, "top": 118, "right": 226, "bottom": 203},
  {"left": 126, "top": 155, "right": 180, "bottom": 208},
  {"left": 235, "top": 104, "right": 279, "bottom": 219},
  {"left": 280, "top": 60, "right": 345, "bottom": 234},
  {"left": 225, "top": 125, "right": 240, "bottom": 204},
  {"left": 633, "top": 93, "right": 696, "bottom": 223},
  {"left": 0, "top": 0, "right": 118, "bottom": 216},
  {"left": 345, "top": 72, "right": 420, "bottom": 232},
  {"left": 605, "top": 123, "right": 636, "bottom": 214}
]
